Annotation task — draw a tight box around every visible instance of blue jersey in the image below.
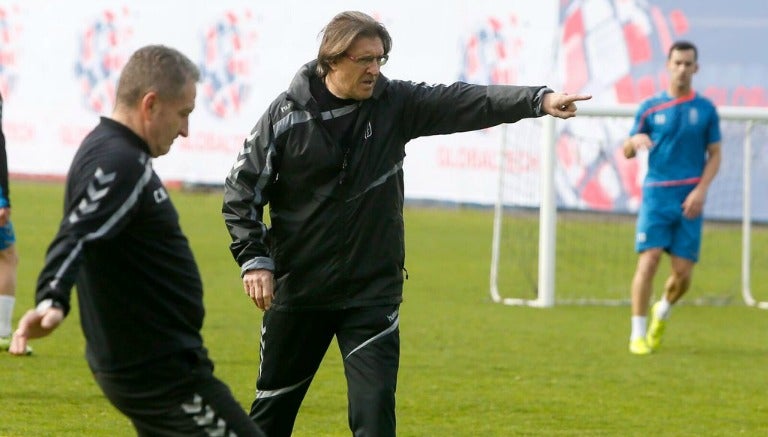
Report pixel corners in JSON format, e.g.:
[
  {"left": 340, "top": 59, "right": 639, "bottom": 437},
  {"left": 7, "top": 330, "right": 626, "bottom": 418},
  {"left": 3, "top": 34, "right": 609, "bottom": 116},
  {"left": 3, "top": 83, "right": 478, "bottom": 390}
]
[{"left": 629, "top": 91, "right": 721, "bottom": 187}]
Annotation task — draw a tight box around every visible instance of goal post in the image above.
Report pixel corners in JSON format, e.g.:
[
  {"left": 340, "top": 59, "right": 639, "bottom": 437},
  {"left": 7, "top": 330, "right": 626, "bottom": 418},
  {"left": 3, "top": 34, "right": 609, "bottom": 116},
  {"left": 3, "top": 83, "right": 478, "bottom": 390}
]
[
  {"left": 490, "top": 116, "right": 558, "bottom": 307},
  {"left": 490, "top": 104, "right": 768, "bottom": 308}
]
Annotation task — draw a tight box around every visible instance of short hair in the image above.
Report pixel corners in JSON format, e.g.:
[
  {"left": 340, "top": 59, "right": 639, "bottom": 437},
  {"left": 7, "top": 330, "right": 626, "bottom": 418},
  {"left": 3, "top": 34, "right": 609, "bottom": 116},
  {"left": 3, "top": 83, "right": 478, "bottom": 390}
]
[
  {"left": 667, "top": 40, "right": 698, "bottom": 61},
  {"left": 115, "top": 45, "right": 200, "bottom": 108},
  {"left": 316, "top": 11, "right": 392, "bottom": 77}
]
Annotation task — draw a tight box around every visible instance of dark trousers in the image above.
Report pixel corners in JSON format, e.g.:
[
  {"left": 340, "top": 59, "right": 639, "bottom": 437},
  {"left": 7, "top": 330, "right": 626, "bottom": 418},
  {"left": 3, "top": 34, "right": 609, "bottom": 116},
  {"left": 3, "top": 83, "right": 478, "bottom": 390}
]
[
  {"left": 94, "top": 348, "right": 265, "bottom": 437},
  {"left": 251, "top": 304, "right": 400, "bottom": 437}
]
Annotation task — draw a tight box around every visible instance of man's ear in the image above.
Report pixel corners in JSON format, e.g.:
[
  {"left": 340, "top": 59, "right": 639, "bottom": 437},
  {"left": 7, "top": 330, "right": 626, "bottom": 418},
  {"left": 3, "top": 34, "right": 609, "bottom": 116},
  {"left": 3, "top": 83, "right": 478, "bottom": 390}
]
[{"left": 140, "top": 91, "right": 158, "bottom": 118}]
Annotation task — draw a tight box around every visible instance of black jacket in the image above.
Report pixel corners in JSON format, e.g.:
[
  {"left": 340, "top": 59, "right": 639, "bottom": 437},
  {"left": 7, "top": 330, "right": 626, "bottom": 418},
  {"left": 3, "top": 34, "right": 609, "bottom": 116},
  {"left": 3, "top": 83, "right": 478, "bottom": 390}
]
[
  {"left": 36, "top": 117, "right": 204, "bottom": 372},
  {"left": 223, "top": 60, "right": 549, "bottom": 311}
]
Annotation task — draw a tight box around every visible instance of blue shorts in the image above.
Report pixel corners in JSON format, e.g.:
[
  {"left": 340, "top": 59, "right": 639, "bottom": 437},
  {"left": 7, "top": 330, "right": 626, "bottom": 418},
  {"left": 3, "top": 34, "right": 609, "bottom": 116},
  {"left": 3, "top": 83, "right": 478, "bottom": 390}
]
[
  {"left": 635, "top": 185, "right": 701, "bottom": 262},
  {"left": 0, "top": 221, "right": 15, "bottom": 250}
]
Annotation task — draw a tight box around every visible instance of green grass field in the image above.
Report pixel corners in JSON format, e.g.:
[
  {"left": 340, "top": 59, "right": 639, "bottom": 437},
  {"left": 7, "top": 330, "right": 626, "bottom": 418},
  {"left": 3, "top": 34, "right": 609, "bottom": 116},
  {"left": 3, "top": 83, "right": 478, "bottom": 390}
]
[{"left": 2, "top": 181, "right": 768, "bottom": 436}]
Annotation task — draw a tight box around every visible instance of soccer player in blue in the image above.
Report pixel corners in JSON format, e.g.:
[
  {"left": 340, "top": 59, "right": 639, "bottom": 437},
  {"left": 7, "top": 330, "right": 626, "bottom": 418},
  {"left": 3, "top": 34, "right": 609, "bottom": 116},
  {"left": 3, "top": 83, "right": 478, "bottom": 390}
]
[{"left": 622, "top": 41, "right": 722, "bottom": 355}]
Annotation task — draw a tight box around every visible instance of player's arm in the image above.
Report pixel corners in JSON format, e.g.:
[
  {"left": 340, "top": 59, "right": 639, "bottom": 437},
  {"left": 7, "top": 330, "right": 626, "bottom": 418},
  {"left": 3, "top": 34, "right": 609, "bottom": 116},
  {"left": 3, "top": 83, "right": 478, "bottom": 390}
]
[
  {"left": 623, "top": 137, "right": 637, "bottom": 159},
  {"left": 698, "top": 141, "right": 722, "bottom": 191},
  {"left": 624, "top": 102, "right": 654, "bottom": 159},
  {"left": 623, "top": 133, "right": 653, "bottom": 159},
  {"left": 682, "top": 142, "right": 722, "bottom": 219}
]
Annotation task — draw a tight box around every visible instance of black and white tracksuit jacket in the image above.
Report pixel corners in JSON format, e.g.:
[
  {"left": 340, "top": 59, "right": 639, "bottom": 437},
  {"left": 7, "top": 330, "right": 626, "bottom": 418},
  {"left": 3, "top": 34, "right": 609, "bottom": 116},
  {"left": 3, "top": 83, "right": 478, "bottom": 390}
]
[
  {"left": 223, "top": 60, "right": 550, "bottom": 312},
  {"left": 35, "top": 117, "right": 204, "bottom": 372}
]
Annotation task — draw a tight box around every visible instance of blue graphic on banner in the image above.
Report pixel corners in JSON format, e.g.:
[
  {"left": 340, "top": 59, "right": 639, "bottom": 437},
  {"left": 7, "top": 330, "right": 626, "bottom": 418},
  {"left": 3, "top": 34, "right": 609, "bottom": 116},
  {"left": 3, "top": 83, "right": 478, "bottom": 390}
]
[
  {"left": 198, "top": 9, "right": 258, "bottom": 118},
  {"left": 458, "top": 15, "right": 523, "bottom": 86},
  {"left": 74, "top": 8, "right": 133, "bottom": 114},
  {"left": 0, "top": 4, "right": 22, "bottom": 100}
]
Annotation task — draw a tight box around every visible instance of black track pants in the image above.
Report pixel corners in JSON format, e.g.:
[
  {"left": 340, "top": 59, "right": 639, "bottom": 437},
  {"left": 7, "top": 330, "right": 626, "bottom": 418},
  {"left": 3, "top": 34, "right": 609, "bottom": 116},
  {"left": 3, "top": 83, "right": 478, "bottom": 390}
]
[
  {"left": 95, "top": 348, "right": 265, "bottom": 437},
  {"left": 250, "top": 304, "right": 400, "bottom": 437}
]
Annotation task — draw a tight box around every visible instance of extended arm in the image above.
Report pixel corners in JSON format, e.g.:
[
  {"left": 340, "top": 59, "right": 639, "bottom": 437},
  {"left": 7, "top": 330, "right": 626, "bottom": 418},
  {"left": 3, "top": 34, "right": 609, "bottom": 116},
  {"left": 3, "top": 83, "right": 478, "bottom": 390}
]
[{"left": 399, "top": 82, "right": 590, "bottom": 139}]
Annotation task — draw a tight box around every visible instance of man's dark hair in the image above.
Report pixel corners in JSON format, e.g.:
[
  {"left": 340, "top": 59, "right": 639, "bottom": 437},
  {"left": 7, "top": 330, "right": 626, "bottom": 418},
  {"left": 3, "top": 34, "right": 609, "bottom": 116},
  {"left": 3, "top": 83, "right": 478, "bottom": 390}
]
[
  {"left": 316, "top": 11, "right": 392, "bottom": 77},
  {"left": 115, "top": 45, "right": 200, "bottom": 107},
  {"left": 668, "top": 40, "right": 698, "bottom": 61}
]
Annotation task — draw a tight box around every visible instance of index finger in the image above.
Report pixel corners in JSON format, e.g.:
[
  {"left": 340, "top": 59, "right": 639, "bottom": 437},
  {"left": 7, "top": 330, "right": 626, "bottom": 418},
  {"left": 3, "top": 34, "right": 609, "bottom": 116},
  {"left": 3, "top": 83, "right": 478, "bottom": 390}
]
[{"left": 568, "top": 94, "right": 592, "bottom": 103}]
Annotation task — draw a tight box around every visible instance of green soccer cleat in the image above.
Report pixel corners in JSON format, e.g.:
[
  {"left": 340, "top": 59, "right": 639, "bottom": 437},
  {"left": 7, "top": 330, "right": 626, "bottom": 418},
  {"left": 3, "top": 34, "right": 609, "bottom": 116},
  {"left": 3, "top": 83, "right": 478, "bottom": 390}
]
[
  {"left": 646, "top": 302, "right": 667, "bottom": 352},
  {"left": 629, "top": 337, "right": 652, "bottom": 355},
  {"left": 0, "top": 336, "right": 33, "bottom": 355}
]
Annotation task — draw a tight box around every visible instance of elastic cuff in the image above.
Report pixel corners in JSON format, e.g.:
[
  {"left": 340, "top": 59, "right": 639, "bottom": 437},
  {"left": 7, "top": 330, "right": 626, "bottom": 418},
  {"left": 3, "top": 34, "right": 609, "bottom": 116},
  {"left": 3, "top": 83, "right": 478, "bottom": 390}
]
[
  {"left": 534, "top": 87, "right": 554, "bottom": 116},
  {"left": 241, "top": 257, "right": 275, "bottom": 277},
  {"left": 36, "top": 298, "right": 66, "bottom": 315}
]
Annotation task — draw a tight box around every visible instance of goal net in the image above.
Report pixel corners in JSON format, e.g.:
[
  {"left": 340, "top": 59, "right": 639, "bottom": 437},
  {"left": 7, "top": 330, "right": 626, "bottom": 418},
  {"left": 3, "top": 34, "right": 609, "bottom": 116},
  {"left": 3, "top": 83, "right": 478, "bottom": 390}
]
[{"left": 490, "top": 105, "right": 768, "bottom": 307}]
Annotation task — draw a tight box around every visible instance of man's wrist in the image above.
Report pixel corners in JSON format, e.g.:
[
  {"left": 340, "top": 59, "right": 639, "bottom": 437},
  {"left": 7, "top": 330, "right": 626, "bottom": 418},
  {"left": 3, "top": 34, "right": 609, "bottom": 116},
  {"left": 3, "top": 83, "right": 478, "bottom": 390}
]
[
  {"left": 534, "top": 87, "right": 554, "bottom": 116},
  {"left": 36, "top": 298, "right": 65, "bottom": 314}
]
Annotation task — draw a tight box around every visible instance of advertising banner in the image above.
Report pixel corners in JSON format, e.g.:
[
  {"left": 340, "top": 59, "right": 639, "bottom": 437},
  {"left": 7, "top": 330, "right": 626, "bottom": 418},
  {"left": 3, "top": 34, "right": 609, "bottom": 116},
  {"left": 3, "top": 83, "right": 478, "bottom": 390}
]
[{"left": 0, "top": 0, "right": 764, "bottom": 219}]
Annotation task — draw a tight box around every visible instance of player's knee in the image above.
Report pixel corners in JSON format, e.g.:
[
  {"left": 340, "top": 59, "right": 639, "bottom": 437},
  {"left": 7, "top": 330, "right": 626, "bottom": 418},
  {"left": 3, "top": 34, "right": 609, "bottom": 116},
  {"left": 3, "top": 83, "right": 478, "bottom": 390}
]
[
  {"left": 672, "top": 269, "right": 692, "bottom": 284},
  {"left": 637, "top": 249, "right": 662, "bottom": 273}
]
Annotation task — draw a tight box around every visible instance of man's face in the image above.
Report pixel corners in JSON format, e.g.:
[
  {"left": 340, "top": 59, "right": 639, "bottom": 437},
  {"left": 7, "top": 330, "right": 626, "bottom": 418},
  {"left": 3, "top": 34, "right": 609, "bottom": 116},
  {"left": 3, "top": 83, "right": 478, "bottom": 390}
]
[
  {"left": 326, "top": 36, "right": 385, "bottom": 101},
  {"left": 145, "top": 80, "right": 196, "bottom": 157},
  {"left": 666, "top": 48, "right": 698, "bottom": 92}
]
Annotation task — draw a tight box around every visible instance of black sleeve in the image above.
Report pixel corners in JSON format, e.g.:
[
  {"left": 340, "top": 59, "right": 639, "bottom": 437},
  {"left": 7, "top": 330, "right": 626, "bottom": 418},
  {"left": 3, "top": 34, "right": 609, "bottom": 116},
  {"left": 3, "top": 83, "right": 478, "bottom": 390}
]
[
  {"left": 397, "top": 81, "right": 546, "bottom": 140},
  {"left": 35, "top": 143, "right": 151, "bottom": 315},
  {"left": 222, "top": 105, "right": 278, "bottom": 274}
]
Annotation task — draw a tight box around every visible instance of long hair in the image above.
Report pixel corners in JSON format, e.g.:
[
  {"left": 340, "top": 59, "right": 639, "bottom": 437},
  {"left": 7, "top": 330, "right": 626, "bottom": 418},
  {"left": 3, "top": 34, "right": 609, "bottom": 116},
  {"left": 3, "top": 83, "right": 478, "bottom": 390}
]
[{"left": 316, "top": 11, "right": 392, "bottom": 77}]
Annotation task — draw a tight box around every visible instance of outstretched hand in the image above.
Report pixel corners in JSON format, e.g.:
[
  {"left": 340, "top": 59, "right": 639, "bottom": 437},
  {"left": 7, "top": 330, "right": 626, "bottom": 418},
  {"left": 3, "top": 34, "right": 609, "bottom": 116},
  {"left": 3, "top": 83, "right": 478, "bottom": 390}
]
[
  {"left": 9, "top": 306, "right": 64, "bottom": 355},
  {"left": 542, "top": 92, "right": 592, "bottom": 119}
]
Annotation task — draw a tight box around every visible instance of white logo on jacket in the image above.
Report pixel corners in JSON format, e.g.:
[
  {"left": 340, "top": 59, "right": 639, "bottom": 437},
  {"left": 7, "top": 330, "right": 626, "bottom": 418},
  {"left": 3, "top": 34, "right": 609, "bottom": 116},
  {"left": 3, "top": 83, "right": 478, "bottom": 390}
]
[
  {"left": 364, "top": 121, "right": 372, "bottom": 139},
  {"left": 153, "top": 187, "right": 169, "bottom": 203},
  {"left": 68, "top": 167, "right": 116, "bottom": 223},
  {"left": 387, "top": 309, "right": 398, "bottom": 323}
]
